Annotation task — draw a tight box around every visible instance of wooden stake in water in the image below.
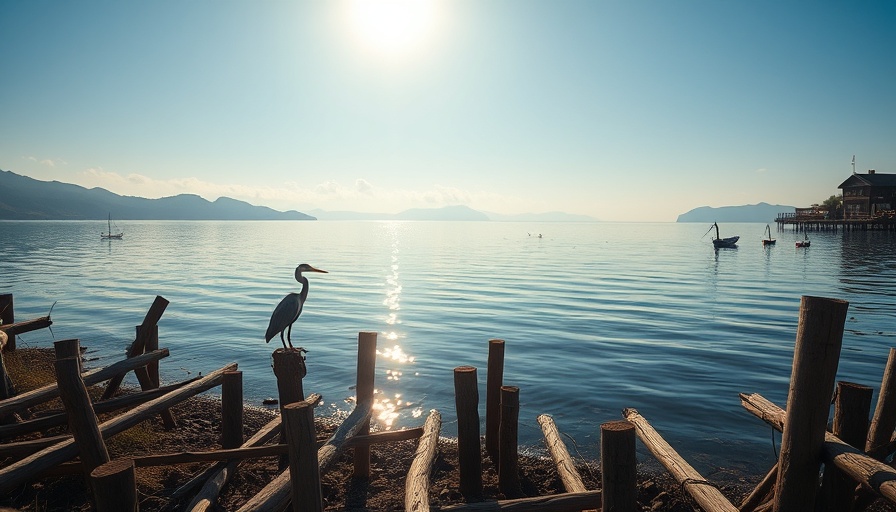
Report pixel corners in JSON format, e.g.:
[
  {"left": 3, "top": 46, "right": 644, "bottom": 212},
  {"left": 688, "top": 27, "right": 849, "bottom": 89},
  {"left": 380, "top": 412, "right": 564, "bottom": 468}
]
[
  {"left": 454, "top": 365, "right": 483, "bottom": 501},
  {"left": 774, "top": 295, "right": 849, "bottom": 512}
]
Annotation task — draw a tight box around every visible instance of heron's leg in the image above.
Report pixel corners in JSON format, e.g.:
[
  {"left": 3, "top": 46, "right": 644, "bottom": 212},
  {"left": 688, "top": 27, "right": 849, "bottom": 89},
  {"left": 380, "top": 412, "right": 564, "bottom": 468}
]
[
  {"left": 280, "top": 331, "right": 288, "bottom": 350},
  {"left": 286, "top": 324, "right": 294, "bottom": 349}
]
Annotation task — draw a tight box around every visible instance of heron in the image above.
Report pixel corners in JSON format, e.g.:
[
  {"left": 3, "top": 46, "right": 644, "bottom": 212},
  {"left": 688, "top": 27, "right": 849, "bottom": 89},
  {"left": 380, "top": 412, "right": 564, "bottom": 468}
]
[{"left": 265, "top": 263, "right": 328, "bottom": 350}]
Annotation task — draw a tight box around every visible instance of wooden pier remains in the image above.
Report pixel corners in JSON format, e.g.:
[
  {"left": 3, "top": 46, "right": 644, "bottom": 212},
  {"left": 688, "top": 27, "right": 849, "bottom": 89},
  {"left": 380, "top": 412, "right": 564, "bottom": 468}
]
[{"left": 5, "top": 291, "right": 896, "bottom": 511}]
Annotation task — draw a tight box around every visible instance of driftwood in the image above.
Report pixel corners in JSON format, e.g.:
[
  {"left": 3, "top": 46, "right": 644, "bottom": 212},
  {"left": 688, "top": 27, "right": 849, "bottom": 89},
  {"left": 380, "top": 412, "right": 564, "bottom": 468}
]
[
  {"left": 405, "top": 409, "right": 442, "bottom": 512},
  {"left": 0, "top": 348, "right": 170, "bottom": 416},
  {"left": 622, "top": 408, "right": 738, "bottom": 512},
  {"left": 0, "top": 375, "right": 201, "bottom": 440},
  {"left": 536, "top": 414, "right": 588, "bottom": 495},
  {"left": 235, "top": 402, "right": 373, "bottom": 512},
  {"left": 0, "top": 362, "right": 236, "bottom": 493},
  {"left": 440, "top": 490, "right": 602, "bottom": 512},
  {"left": 740, "top": 392, "right": 896, "bottom": 504}
]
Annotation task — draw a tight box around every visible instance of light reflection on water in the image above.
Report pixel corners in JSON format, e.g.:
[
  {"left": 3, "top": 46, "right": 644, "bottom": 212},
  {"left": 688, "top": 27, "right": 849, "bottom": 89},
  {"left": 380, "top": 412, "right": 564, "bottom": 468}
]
[{"left": 3, "top": 220, "right": 896, "bottom": 475}]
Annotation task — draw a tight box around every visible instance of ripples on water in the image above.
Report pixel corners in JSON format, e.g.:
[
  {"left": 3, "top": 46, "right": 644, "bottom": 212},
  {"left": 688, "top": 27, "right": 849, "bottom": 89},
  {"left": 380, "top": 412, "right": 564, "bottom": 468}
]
[{"left": 3, "top": 220, "right": 896, "bottom": 475}]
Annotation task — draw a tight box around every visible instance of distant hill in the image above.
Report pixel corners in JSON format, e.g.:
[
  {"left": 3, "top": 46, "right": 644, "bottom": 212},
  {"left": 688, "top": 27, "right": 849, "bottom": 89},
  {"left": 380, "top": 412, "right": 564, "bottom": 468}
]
[
  {"left": 0, "top": 169, "right": 315, "bottom": 220},
  {"left": 310, "top": 206, "right": 597, "bottom": 221},
  {"left": 676, "top": 202, "right": 795, "bottom": 223}
]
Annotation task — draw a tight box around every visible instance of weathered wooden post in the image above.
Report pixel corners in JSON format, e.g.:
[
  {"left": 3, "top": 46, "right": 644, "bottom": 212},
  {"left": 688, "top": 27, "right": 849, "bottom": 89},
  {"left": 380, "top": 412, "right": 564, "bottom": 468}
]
[
  {"left": 140, "top": 324, "right": 160, "bottom": 388},
  {"left": 103, "top": 295, "right": 169, "bottom": 399},
  {"left": 454, "top": 365, "right": 483, "bottom": 501},
  {"left": 0, "top": 294, "right": 14, "bottom": 351},
  {"left": 273, "top": 347, "right": 306, "bottom": 469},
  {"left": 601, "top": 420, "right": 637, "bottom": 512},
  {"left": 282, "top": 400, "right": 322, "bottom": 512},
  {"left": 55, "top": 356, "right": 110, "bottom": 478},
  {"left": 353, "top": 331, "right": 377, "bottom": 478},
  {"left": 90, "top": 458, "right": 138, "bottom": 512},
  {"left": 405, "top": 409, "right": 442, "bottom": 512},
  {"left": 498, "top": 385, "right": 523, "bottom": 499},
  {"left": 54, "top": 339, "right": 81, "bottom": 372},
  {"left": 866, "top": 347, "right": 896, "bottom": 456},
  {"left": 820, "top": 381, "right": 872, "bottom": 512},
  {"left": 773, "top": 295, "right": 848, "bottom": 512},
  {"left": 0, "top": 331, "right": 15, "bottom": 410},
  {"left": 221, "top": 370, "right": 244, "bottom": 449},
  {"left": 486, "top": 338, "right": 505, "bottom": 463}
]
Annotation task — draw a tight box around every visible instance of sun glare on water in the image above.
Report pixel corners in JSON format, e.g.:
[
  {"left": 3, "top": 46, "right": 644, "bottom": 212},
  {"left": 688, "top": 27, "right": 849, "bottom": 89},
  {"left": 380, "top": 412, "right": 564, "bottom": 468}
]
[{"left": 346, "top": 0, "right": 440, "bottom": 60}]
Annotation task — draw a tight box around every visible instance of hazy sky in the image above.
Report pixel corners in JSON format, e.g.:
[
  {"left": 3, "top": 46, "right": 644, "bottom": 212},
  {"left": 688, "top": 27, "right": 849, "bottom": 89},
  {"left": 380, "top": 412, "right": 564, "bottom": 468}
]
[{"left": 1, "top": 1, "right": 894, "bottom": 221}]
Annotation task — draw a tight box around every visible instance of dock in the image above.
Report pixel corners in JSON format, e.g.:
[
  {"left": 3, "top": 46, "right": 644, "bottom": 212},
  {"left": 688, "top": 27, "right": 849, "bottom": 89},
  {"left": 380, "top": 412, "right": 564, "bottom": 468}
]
[{"left": 776, "top": 211, "right": 896, "bottom": 232}]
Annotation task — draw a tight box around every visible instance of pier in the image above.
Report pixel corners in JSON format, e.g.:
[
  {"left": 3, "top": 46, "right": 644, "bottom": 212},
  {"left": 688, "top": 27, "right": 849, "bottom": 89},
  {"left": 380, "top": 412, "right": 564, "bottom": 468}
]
[{"left": 776, "top": 211, "right": 896, "bottom": 232}]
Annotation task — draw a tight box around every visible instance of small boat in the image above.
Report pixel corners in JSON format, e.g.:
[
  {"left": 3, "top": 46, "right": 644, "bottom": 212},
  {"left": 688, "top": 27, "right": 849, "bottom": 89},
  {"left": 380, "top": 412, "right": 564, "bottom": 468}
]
[
  {"left": 101, "top": 213, "right": 123, "bottom": 240},
  {"left": 709, "top": 222, "right": 739, "bottom": 248},
  {"left": 796, "top": 234, "right": 810, "bottom": 248},
  {"left": 762, "top": 224, "right": 776, "bottom": 246}
]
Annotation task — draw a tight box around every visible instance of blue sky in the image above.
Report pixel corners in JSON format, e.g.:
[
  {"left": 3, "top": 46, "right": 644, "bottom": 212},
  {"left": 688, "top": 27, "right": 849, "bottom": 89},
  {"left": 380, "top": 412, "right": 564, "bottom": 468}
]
[{"left": 1, "top": 1, "right": 894, "bottom": 221}]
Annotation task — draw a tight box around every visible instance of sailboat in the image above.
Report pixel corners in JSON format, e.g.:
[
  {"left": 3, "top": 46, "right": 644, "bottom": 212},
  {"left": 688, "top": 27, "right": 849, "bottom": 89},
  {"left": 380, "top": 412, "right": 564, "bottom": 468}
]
[
  {"left": 795, "top": 233, "right": 810, "bottom": 248},
  {"left": 762, "top": 224, "right": 776, "bottom": 246},
  {"left": 101, "top": 213, "right": 123, "bottom": 240}
]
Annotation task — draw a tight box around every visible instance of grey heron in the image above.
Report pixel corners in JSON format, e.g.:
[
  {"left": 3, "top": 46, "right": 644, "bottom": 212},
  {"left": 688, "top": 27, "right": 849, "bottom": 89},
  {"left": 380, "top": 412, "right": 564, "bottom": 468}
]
[{"left": 265, "top": 263, "right": 328, "bottom": 349}]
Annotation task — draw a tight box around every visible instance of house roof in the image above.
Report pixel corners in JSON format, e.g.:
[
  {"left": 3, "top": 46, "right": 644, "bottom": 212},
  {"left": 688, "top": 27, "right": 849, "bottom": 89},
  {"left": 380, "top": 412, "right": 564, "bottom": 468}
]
[{"left": 838, "top": 172, "right": 896, "bottom": 189}]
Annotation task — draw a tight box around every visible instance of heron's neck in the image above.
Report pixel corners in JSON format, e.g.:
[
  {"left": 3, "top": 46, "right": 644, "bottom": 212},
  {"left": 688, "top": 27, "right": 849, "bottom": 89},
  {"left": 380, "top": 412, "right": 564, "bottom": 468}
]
[{"left": 297, "top": 274, "right": 310, "bottom": 301}]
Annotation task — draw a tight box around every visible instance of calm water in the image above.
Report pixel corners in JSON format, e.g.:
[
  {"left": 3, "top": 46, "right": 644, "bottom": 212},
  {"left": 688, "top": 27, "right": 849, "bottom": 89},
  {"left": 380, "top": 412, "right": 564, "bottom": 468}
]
[{"left": 3, "top": 220, "right": 895, "bottom": 475}]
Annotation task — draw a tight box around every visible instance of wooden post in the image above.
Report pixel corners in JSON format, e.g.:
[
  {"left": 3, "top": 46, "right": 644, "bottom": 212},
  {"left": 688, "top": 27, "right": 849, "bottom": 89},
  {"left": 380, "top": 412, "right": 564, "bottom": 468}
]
[
  {"left": 141, "top": 324, "right": 160, "bottom": 388},
  {"left": 0, "top": 294, "right": 14, "bottom": 351},
  {"left": 54, "top": 357, "right": 110, "bottom": 478},
  {"left": 102, "top": 295, "right": 168, "bottom": 399},
  {"left": 773, "top": 296, "right": 849, "bottom": 512},
  {"left": 486, "top": 338, "right": 505, "bottom": 463},
  {"left": 0, "top": 331, "right": 15, "bottom": 418},
  {"left": 221, "top": 370, "right": 243, "bottom": 449},
  {"left": 601, "top": 420, "right": 637, "bottom": 512},
  {"left": 273, "top": 348, "right": 306, "bottom": 406},
  {"left": 282, "top": 401, "right": 322, "bottom": 512},
  {"left": 53, "top": 339, "right": 81, "bottom": 372},
  {"left": 820, "top": 381, "right": 872, "bottom": 512},
  {"left": 866, "top": 347, "right": 896, "bottom": 456},
  {"left": 739, "top": 464, "right": 777, "bottom": 512},
  {"left": 454, "top": 365, "right": 483, "bottom": 501},
  {"left": 90, "top": 459, "right": 138, "bottom": 512},
  {"left": 353, "top": 331, "right": 377, "bottom": 479},
  {"left": 499, "top": 385, "right": 523, "bottom": 499},
  {"left": 273, "top": 347, "right": 306, "bottom": 469}
]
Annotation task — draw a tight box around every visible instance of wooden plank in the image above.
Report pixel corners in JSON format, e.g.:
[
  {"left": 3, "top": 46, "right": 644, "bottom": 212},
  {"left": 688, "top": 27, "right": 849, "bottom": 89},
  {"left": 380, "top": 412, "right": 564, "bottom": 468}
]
[
  {"left": 405, "top": 410, "right": 442, "bottom": 512},
  {"left": 0, "top": 316, "right": 52, "bottom": 337},
  {"left": 622, "top": 408, "right": 738, "bottom": 512}
]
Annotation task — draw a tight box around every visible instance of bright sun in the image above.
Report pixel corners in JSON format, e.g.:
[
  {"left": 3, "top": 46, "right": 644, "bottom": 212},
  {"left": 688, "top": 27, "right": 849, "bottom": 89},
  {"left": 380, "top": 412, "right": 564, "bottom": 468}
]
[{"left": 346, "top": 0, "right": 439, "bottom": 59}]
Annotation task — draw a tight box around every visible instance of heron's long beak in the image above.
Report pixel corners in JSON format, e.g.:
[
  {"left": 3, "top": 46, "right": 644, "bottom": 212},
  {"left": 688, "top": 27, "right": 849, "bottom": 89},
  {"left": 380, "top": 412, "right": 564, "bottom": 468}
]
[{"left": 309, "top": 266, "right": 328, "bottom": 273}]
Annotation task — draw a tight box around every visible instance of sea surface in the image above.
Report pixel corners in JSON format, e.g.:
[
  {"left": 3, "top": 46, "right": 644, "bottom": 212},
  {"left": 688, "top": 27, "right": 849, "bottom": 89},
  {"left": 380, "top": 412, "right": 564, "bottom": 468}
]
[{"left": 3, "top": 220, "right": 896, "bottom": 476}]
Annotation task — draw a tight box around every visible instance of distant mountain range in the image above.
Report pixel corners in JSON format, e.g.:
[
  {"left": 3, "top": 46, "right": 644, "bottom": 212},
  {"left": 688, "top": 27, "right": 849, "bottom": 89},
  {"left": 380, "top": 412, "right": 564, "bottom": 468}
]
[
  {"left": 0, "top": 169, "right": 598, "bottom": 222},
  {"left": 676, "top": 202, "right": 796, "bottom": 223}
]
